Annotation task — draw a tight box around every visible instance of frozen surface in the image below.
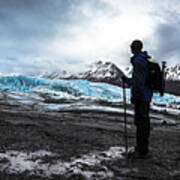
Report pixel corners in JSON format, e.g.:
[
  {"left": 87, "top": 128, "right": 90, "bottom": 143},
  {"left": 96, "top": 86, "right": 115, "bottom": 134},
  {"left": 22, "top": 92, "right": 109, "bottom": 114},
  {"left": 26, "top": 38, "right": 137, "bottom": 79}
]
[
  {"left": 0, "top": 75, "right": 179, "bottom": 116},
  {"left": 0, "top": 147, "right": 125, "bottom": 179}
]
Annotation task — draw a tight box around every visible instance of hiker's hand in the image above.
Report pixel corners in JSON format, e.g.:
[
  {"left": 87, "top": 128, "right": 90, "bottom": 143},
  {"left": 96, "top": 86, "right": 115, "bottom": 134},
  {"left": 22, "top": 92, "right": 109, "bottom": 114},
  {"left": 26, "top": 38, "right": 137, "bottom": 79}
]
[{"left": 121, "top": 75, "right": 126, "bottom": 82}]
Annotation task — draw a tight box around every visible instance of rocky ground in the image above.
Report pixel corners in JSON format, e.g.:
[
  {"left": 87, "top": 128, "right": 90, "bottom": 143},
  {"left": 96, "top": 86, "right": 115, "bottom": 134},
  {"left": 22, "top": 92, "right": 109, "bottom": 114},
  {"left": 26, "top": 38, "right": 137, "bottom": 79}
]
[
  {"left": 0, "top": 102, "right": 180, "bottom": 180},
  {"left": 165, "top": 80, "right": 180, "bottom": 96}
]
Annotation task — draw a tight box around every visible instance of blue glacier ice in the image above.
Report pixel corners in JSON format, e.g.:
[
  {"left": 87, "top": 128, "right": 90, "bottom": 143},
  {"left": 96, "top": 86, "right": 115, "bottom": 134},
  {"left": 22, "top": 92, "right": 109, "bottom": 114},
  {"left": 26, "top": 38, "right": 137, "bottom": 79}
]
[
  {"left": 0, "top": 75, "right": 179, "bottom": 106},
  {"left": 0, "top": 75, "right": 129, "bottom": 102}
]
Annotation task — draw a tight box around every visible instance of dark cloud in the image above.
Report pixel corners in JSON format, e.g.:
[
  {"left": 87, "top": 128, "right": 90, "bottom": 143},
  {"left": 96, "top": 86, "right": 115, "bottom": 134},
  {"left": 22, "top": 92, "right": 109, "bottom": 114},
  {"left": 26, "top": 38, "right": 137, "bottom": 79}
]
[
  {"left": 152, "top": 10, "right": 180, "bottom": 65},
  {"left": 0, "top": 0, "right": 112, "bottom": 42},
  {"left": 0, "top": 0, "right": 71, "bottom": 44},
  {"left": 156, "top": 24, "right": 180, "bottom": 54},
  {"left": 0, "top": 0, "right": 81, "bottom": 73}
]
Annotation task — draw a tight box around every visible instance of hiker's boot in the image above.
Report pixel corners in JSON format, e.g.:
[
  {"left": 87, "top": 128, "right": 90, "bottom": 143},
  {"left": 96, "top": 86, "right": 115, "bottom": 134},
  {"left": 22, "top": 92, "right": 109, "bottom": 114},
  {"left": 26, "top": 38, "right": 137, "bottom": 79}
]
[{"left": 127, "top": 147, "right": 148, "bottom": 159}]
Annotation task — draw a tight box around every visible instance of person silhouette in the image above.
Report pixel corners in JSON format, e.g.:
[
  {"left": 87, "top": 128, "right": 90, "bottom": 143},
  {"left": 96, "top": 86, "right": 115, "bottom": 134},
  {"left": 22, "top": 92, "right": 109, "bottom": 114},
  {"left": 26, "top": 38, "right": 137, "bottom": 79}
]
[{"left": 122, "top": 40, "right": 153, "bottom": 158}]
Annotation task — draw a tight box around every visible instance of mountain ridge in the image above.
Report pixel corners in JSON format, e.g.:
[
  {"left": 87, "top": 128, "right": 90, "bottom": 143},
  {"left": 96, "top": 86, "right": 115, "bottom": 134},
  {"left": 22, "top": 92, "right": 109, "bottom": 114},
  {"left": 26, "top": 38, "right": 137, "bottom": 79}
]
[
  {"left": 38, "top": 61, "right": 124, "bottom": 86},
  {"left": 36, "top": 61, "right": 180, "bottom": 95}
]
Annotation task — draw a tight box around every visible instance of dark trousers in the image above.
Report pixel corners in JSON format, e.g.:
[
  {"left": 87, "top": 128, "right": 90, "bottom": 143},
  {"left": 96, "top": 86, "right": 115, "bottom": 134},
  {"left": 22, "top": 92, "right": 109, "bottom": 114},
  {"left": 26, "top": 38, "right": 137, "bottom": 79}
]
[{"left": 134, "top": 102, "right": 150, "bottom": 155}]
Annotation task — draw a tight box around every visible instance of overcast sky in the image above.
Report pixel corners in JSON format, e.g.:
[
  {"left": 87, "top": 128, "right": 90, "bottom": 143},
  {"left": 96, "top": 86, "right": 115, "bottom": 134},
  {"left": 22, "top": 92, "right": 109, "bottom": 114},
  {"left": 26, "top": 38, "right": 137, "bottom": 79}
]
[{"left": 0, "top": 0, "right": 180, "bottom": 75}]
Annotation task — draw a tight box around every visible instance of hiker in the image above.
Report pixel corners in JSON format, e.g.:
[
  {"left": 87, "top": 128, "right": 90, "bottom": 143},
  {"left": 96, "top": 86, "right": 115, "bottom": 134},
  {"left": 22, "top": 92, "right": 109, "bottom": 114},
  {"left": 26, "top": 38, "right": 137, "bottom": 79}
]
[{"left": 122, "top": 40, "right": 153, "bottom": 158}]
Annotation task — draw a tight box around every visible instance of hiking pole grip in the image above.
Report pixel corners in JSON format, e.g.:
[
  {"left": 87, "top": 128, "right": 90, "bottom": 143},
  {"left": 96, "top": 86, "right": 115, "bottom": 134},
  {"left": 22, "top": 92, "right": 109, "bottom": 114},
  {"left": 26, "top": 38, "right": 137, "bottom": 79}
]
[{"left": 122, "top": 79, "right": 128, "bottom": 156}]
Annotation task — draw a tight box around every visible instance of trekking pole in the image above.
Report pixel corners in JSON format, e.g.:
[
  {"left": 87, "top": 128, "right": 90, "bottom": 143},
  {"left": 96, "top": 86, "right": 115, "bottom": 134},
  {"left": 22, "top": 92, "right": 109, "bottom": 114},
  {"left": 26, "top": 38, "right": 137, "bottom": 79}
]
[
  {"left": 160, "top": 61, "right": 166, "bottom": 96},
  {"left": 122, "top": 79, "right": 128, "bottom": 157}
]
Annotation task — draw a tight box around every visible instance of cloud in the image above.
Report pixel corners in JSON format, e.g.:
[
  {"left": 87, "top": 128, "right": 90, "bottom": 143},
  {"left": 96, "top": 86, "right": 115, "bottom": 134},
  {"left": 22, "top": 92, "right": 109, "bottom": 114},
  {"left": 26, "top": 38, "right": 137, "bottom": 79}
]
[
  {"left": 0, "top": 0, "right": 78, "bottom": 74},
  {"left": 0, "top": 0, "right": 180, "bottom": 75},
  {"left": 0, "top": 0, "right": 70, "bottom": 49},
  {"left": 44, "top": 0, "right": 155, "bottom": 71},
  {"left": 147, "top": 3, "right": 180, "bottom": 66}
]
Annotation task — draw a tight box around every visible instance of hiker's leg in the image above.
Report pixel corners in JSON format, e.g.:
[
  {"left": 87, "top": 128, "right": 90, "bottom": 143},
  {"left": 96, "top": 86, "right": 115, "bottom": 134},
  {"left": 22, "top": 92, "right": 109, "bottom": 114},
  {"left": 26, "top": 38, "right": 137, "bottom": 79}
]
[{"left": 135, "top": 102, "right": 150, "bottom": 155}]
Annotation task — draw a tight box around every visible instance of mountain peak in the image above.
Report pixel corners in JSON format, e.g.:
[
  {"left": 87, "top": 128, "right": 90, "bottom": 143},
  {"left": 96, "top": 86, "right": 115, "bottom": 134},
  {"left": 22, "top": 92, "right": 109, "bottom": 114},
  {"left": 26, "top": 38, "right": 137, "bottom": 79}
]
[
  {"left": 38, "top": 61, "right": 124, "bottom": 86},
  {"left": 77, "top": 61, "right": 123, "bottom": 85},
  {"left": 166, "top": 64, "right": 180, "bottom": 81}
]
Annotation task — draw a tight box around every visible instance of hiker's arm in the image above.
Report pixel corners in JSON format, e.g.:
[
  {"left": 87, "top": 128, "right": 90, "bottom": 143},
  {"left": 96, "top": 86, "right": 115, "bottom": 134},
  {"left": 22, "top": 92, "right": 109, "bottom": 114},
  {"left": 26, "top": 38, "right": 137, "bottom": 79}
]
[
  {"left": 122, "top": 75, "right": 133, "bottom": 86},
  {"left": 133, "top": 61, "right": 146, "bottom": 99}
]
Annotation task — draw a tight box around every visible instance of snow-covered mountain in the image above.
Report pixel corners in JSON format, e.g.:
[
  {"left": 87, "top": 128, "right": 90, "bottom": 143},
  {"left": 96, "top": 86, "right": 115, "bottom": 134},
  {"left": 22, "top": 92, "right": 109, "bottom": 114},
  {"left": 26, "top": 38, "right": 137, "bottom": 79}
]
[
  {"left": 71, "top": 61, "right": 124, "bottom": 85},
  {"left": 165, "top": 64, "right": 180, "bottom": 81},
  {"left": 161, "top": 64, "right": 180, "bottom": 96},
  {"left": 37, "top": 70, "right": 70, "bottom": 79},
  {"left": 34, "top": 61, "right": 180, "bottom": 95},
  {"left": 124, "top": 66, "right": 133, "bottom": 78},
  {"left": 165, "top": 64, "right": 180, "bottom": 96},
  {"left": 39, "top": 61, "right": 124, "bottom": 86}
]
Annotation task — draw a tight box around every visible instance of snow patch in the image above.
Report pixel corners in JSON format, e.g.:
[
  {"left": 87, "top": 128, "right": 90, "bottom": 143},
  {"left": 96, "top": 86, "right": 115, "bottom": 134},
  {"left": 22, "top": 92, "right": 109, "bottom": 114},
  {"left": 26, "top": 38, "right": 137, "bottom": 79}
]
[{"left": 0, "top": 147, "right": 125, "bottom": 179}]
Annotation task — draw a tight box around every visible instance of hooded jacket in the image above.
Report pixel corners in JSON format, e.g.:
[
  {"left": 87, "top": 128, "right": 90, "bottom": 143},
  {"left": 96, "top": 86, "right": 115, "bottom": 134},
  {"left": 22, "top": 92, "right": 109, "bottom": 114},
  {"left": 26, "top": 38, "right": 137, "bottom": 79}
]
[{"left": 125, "top": 51, "right": 153, "bottom": 103}]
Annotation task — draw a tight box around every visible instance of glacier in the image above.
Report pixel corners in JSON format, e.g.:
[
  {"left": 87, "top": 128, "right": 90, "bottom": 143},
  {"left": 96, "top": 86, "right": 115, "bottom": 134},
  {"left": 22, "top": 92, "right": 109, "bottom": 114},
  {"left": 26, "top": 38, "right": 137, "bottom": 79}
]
[
  {"left": 0, "top": 75, "right": 179, "bottom": 115},
  {"left": 0, "top": 75, "right": 127, "bottom": 101}
]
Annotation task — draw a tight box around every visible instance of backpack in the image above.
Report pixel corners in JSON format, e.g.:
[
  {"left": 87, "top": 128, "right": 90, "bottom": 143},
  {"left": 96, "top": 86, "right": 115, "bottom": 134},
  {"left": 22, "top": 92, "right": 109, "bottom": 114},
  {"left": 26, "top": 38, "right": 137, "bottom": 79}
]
[{"left": 147, "top": 60, "right": 166, "bottom": 96}]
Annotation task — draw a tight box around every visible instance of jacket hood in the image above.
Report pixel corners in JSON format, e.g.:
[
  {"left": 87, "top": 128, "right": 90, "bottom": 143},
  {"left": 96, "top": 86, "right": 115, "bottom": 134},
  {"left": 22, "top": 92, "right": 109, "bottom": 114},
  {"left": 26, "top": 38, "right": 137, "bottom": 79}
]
[
  {"left": 131, "top": 51, "right": 151, "bottom": 64},
  {"left": 138, "top": 51, "right": 151, "bottom": 59}
]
